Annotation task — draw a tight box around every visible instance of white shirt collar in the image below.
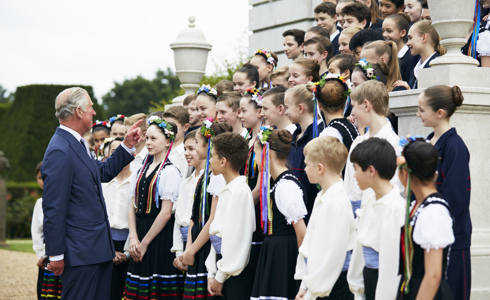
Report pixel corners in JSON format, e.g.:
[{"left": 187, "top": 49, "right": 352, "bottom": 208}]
[
  {"left": 398, "top": 45, "right": 409, "bottom": 58},
  {"left": 330, "top": 29, "right": 340, "bottom": 42},
  {"left": 414, "top": 52, "right": 437, "bottom": 79},
  {"left": 317, "top": 180, "right": 344, "bottom": 205},
  {"left": 59, "top": 124, "right": 82, "bottom": 141},
  {"left": 221, "top": 175, "right": 247, "bottom": 193}
]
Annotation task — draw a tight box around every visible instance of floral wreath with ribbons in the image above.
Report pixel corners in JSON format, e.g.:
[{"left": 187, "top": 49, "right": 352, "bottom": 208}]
[
  {"left": 197, "top": 84, "right": 218, "bottom": 99},
  {"left": 92, "top": 120, "right": 110, "bottom": 130},
  {"left": 147, "top": 116, "right": 176, "bottom": 141},
  {"left": 245, "top": 87, "right": 263, "bottom": 107},
  {"left": 198, "top": 117, "right": 217, "bottom": 227},
  {"left": 397, "top": 135, "right": 430, "bottom": 295},
  {"left": 257, "top": 125, "right": 276, "bottom": 235},
  {"left": 356, "top": 58, "right": 380, "bottom": 81},
  {"left": 109, "top": 114, "right": 125, "bottom": 126},
  {"left": 100, "top": 137, "right": 116, "bottom": 153},
  {"left": 255, "top": 48, "right": 277, "bottom": 68}
]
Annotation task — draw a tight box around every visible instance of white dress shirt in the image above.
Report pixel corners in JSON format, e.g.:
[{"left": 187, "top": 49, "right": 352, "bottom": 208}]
[
  {"left": 171, "top": 170, "right": 202, "bottom": 257},
  {"left": 31, "top": 198, "right": 46, "bottom": 259},
  {"left": 205, "top": 176, "right": 255, "bottom": 283},
  {"left": 344, "top": 122, "right": 403, "bottom": 205},
  {"left": 347, "top": 186, "right": 405, "bottom": 300},
  {"left": 102, "top": 175, "right": 132, "bottom": 231},
  {"left": 130, "top": 147, "right": 148, "bottom": 173},
  {"left": 295, "top": 181, "right": 356, "bottom": 300},
  {"left": 168, "top": 142, "right": 191, "bottom": 179}
]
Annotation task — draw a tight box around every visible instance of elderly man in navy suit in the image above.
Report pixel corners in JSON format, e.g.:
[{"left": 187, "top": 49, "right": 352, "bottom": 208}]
[{"left": 42, "top": 87, "right": 143, "bottom": 299}]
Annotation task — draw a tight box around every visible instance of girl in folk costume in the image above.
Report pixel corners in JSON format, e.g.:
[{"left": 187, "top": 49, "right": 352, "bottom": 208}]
[
  {"left": 250, "top": 127, "right": 307, "bottom": 300},
  {"left": 238, "top": 87, "right": 266, "bottom": 285},
  {"left": 179, "top": 121, "right": 232, "bottom": 299},
  {"left": 195, "top": 84, "right": 219, "bottom": 123},
  {"left": 397, "top": 138, "right": 455, "bottom": 299},
  {"left": 250, "top": 48, "right": 279, "bottom": 89},
  {"left": 124, "top": 117, "right": 183, "bottom": 300},
  {"left": 171, "top": 130, "right": 203, "bottom": 269}
]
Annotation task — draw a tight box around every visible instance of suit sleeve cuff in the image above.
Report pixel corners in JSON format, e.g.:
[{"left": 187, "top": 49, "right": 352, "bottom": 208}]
[
  {"left": 121, "top": 143, "right": 136, "bottom": 155},
  {"left": 49, "top": 254, "right": 64, "bottom": 261},
  {"left": 215, "top": 270, "right": 229, "bottom": 283}
]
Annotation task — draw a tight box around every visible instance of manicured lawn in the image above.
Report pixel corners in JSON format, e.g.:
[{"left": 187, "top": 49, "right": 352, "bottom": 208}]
[{"left": 4, "top": 239, "right": 35, "bottom": 254}]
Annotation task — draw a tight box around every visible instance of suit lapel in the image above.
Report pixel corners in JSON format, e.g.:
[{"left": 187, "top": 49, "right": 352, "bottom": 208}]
[{"left": 56, "top": 128, "right": 98, "bottom": 181}]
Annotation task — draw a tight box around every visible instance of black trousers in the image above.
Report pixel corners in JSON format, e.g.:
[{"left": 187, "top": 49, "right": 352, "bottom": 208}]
[
  {"left": 218, "top": 244, "right": 260, "bottom": 300},
  {"left": 37, "top": 266, "right": 44, "bottom": 300},
  {"left": 363, "top": 266, "right": 379, "bottom": 300},
  {"left": 61, "top": 260, "right": 113, "bottom": 300},
  {"left": 318, "top": 271, "right": 353, "bottom": 300},
  {"left": 111, "top": 240, "right": 129, "bottom": 300}
]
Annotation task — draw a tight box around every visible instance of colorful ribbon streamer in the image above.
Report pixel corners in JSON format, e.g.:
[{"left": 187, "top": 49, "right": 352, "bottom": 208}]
[
  {"left": 260, "top": 142, "right": 272, "bottom": 234},
  {"left": 200, "top": 141, "right": 212, "bottom": 227},
  {"left": 469, "top": 0, "right": 481, "bottom": 59}
]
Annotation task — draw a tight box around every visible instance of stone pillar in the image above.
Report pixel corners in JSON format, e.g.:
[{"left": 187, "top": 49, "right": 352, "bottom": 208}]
[
  {"left": 390, "top": 0, "right": 490, "bottom": 298},
  {"left": 249, "top": 0, "right": 322, "bottom": 67},
  {"left": 169, "top": 16, "right": 212, "bottom": 107},
  {"left": 0, "top": 151, "right": 10, "bottom": 248}
]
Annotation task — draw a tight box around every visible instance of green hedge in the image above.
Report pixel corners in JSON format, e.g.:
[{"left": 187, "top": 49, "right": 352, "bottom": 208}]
[
  {"left": 0, "top": 84, "right": 105, "bottom": 182},
  {"left": 6, "top": 181, "right": 42, "bottom": 238}
]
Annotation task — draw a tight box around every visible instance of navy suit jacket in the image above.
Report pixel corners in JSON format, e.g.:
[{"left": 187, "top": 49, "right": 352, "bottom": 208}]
[
  {"left": 408, "top": 52, "right": 440, "bottom": 89},
  {"left": 42, "top": 127, "right": 134, "bottom": 267}
]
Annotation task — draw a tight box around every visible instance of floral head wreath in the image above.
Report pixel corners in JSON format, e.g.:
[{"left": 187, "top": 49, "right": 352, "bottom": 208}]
[
  {"left": 245, "top": 87, "right": 263, "bottom": 107},
  {"left": 109, "top": 114, "right": 125, "bottom": 126},
  {"left": 257, "top": 125, "right": 275, "bottom": 145},
  {"left": 134, "top": 118, "right": 175, "bottom": 215},
  {"left": 101, "top": 137, "right": 116, "bottom": 152},
  {"left": 147, "top": 116, "right": 176, "bottom": 141},
  {"left": 255, "top": 48, "right": 277, "bottom": 67},
  {"left": 356, "top": 58, "right": 380, "bottom": 81},
  {"left": 197, "top": 117, "right": 217, "bottom": 227},
  {"left": 92, "top": 120, "right": 110, "bottom": 130},
  {"left": 197, "top": 84, "right": 218, "bottom": 99},
  {"left": 397, "top": 135, "right": 430, "bottom": 295},
  {"left": 200, "top": 117, "right": 216, "bottom": 140}
]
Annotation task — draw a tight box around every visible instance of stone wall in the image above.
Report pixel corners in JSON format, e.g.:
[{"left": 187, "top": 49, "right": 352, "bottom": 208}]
[{"left": 249, "top": 0, "right": 322, "bottom": 66}]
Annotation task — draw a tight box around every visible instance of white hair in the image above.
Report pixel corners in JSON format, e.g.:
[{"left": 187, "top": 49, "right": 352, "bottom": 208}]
[{"left": 55, "top": 87, "right": 89, "bottom": 121}]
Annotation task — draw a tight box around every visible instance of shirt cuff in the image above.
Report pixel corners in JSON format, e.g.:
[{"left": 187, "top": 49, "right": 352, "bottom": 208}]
[
  {"left": 304, "top": 291, "right": 316, "bottom": 300},
  {"left": 121, "top": 142, "right": 136, "bottom": 155},
  {"left": 215, "top": 270, "right": 230, "bottom": 283},
  {"left": 49, "top": 254, "right": 64, "bottom": 261},
  {"left": 300, "top": 281, "right": 308, "bottom": 290},
  {"left": 207, "top": 272, "right": 216, "bottom": 279}
]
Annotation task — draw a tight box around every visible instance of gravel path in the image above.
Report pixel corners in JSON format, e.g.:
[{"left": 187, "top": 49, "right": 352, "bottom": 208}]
[{"left": 0, "top": 249, "right": 38, "bottom": 300}]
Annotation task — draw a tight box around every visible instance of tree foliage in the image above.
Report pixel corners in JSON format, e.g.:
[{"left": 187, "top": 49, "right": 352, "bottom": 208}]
[
  {"left": 0, "top": 85, "right": 14, "bottom": 104},
  {"left": 0, "top": 84, "right": 103, "bottom": 181},
  {"left": 102, "top": 68, "right": 182, "bottom": 117}
]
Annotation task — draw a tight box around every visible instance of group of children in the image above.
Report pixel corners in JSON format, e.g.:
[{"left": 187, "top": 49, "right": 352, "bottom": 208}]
[{"left": 31, "top": 0, "right": 477, "bottom": 299}]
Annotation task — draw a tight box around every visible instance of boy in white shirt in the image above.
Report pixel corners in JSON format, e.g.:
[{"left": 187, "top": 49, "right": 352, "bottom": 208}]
[
  {"left": 295, "top": 136, "right": 356, "bottom": 300},
  {"left": 205, "top": 132, "right": 255, "bottom": 299},
  {"left": 344, "top": 80, "right": 403, "bottom": 215},
  {"left": 347, "top": 137, "right": 405, "bottom": 300}
]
